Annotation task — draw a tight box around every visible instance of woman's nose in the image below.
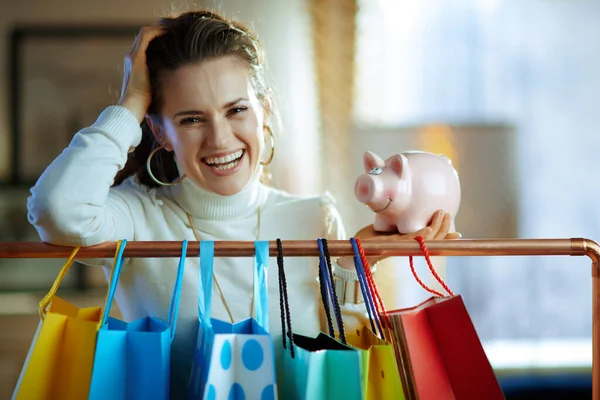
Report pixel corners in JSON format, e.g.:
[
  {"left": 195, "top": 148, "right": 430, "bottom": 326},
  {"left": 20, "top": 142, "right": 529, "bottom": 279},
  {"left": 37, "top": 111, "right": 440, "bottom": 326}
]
[{"left": 206, "top": 119, "right": 233, "bottom": 148}]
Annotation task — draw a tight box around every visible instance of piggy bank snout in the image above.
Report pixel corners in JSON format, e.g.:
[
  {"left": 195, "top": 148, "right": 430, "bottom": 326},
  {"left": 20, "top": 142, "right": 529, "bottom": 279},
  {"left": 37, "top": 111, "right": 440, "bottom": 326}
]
[{"left": 355, "top": 175, "right": 383, "bottom": 203}]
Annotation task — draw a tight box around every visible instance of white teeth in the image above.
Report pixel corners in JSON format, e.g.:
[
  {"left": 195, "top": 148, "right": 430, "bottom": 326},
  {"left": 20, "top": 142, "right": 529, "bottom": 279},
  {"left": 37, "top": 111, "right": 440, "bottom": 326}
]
[
  {"left": 204, "top": 150, "right": 243, "bottom": 165},
  {"left": 214, "top": 160, "right": 239, "bottom": 170}
]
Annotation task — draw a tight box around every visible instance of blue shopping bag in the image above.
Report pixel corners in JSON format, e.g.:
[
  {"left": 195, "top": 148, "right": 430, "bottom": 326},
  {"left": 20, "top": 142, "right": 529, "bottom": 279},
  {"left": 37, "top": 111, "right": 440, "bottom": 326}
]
[
  {"left": 88, "top": 239, "right": 188, "bottom": 400},
  {"left": 187, "top": 241, "right": 277, "bottom": 400}
]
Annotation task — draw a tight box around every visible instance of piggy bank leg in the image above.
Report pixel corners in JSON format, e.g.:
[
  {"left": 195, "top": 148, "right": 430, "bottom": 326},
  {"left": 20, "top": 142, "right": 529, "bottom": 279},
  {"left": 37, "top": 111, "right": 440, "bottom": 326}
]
[{"left": 373, "top": 215, "right": 398, "bottom": 233}]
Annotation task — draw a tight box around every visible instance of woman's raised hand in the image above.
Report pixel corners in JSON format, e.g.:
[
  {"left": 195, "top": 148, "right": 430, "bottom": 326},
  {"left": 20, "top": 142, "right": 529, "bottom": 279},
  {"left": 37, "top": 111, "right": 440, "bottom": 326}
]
[{"left": 117, "top": 26, "right": 166, "bottom": 123}]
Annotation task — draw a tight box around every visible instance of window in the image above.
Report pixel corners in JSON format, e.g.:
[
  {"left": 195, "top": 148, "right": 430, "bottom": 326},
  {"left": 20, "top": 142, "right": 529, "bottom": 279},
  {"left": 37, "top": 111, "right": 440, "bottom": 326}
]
[{"left": 354, "top": 0, "right": 600, "bottom": 369}]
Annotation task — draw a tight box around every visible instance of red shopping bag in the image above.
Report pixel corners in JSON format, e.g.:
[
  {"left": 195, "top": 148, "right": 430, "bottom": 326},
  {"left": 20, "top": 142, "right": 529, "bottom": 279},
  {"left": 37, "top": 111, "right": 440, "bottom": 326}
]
[{"left": 387, "top": 236, "right": 505, "bottom": 400}]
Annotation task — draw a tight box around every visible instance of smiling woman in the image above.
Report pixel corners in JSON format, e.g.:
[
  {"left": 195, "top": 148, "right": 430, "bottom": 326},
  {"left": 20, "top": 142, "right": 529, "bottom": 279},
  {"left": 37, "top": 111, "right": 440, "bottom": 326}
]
[
  {"left": 145, "top": 57, "right": 265, "bottom": 196},
  {"left": 25, "top": 9, "right": 458, "bottom": 398}
]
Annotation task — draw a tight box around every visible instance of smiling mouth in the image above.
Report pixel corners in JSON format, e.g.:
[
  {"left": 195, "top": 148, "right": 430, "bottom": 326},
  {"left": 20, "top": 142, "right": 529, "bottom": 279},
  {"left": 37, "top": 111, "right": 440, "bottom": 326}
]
[
  {"left": 372, "top": 198, "right": 392, "bottom": 213},
  {"left": 202, "top": 150, "right": 244, "bottom": 171}
]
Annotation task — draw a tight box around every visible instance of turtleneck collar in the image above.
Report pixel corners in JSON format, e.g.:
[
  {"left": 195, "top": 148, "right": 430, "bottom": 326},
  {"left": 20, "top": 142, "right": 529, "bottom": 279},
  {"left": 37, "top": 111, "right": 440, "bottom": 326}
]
[{"left": 165, "top": 167, "right": 269, "bottom": 221}]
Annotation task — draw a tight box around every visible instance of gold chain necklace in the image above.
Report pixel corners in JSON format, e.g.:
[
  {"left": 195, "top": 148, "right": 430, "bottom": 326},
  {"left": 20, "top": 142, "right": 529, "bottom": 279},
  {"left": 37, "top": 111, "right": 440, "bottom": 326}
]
[{"left": 186, "top": 207, "right": 260, "bottom": 323}]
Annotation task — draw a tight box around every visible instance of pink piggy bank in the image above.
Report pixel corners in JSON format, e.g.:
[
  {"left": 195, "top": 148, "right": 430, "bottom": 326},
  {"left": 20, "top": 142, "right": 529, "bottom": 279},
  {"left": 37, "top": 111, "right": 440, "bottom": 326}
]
[{"left": 354, "top": 150, "right": 461, "bottom": 234}]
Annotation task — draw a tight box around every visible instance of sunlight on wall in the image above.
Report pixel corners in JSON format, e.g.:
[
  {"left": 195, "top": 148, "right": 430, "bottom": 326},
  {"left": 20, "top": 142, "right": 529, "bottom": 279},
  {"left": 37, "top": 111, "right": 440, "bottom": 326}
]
[{"left": 418, "top": 124, "right": 459, "bottom": 172}]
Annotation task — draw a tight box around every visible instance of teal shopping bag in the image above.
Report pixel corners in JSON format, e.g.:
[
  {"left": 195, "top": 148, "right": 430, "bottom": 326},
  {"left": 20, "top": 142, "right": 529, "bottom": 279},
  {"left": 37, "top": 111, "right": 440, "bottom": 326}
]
[
  {"left": 275, "top": 238, "right": 363, "bottom": 400},
  {"left": 88, "top": 239, "right": 188, "bottom": 400},
  {"left": 187, "top": 241, "right": 277, "bottom": 399}
]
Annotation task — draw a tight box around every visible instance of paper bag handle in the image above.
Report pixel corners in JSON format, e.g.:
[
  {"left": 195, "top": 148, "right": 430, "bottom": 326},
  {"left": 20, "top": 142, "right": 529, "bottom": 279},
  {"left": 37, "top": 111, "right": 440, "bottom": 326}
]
[
  {"left": 38, "top": 246, "right": 80, "bottom": 319},
  {"left": 167, "top": 240, "right": 188, "bottom": 341},
  {"left": 355, "top": 238, "right": 392, "bottom": 331},
  {"left": 409, "top": 236, "right": 455, "bottom": 297},
  {"left": 197, "top": 241, "right": 270, "bottom": 331},
  {"left": 350, "top": 238, "right": 384, "bottom": 339},
  {"left": 317, "top": 238, "right": 347, "bottom": 344},
  {"left": 100, "top": 239, "right": 128, "bottom": 326},
  {"left": 198, "top": 241, "right": 215, "bottom": 328},
  {"left": 276, "top": 238, "right": 295, "bottom": 357},
  {"left": 253, "top": 241, "right": 270, "bottom": 331}
]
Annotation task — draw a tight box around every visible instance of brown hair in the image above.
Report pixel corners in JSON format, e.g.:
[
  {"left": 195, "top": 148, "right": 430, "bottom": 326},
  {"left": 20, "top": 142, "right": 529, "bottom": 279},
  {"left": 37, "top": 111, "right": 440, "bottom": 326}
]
[{"left": 113, "top": 10, "right": 273, "bottom": 188}]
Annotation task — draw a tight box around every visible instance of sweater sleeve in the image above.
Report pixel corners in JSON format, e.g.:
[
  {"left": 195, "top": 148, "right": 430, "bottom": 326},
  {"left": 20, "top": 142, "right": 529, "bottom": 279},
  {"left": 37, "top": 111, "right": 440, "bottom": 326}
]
[{"left": 27, "top": 106, "right": 142, "bottom": 247}]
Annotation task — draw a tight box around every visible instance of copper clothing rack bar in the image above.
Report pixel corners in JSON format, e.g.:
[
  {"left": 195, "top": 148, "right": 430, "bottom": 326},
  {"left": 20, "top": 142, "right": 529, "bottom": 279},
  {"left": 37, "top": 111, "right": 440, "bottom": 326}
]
[
  {"left": 0, "top": 238, "right": 599, "bottom": 259},
  {"left": 1, "top": 237, "right": 599, "bottom": 399}
]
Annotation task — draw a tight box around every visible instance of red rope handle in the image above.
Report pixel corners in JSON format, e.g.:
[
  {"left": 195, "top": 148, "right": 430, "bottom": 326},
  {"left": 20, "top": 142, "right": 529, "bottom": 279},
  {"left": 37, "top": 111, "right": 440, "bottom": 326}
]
[
  {"left": 411, "top": 236, "right": 455, "bottom": 297},
  {"left": 408, "top": 256, "right": 445, "bottom": 297},
  {"left": 355, "top": 238, "right": 392, "bottom": 329}
]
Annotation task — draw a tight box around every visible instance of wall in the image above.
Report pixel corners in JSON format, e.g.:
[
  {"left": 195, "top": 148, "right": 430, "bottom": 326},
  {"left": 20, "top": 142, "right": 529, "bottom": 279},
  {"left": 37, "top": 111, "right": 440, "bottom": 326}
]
[{"left": 0, "top": 0, "right": 321, "bottom": 195}]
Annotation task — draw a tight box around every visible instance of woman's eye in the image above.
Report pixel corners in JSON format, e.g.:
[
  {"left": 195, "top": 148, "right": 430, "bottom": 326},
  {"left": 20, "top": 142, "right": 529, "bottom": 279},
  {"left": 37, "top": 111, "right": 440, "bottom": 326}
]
[
  {"left": 180, "top": 117, "right": 202, "bottom": 125},
  {"left": 228, "top": 106, "right": 248, "bottom": 116}
]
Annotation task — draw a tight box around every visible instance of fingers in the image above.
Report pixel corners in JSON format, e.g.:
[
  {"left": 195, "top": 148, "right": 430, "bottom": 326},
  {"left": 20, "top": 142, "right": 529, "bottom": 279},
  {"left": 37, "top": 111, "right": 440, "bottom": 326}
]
[
  {"left": 427, "top": 210, "right": 444, "bottom": 232},
  {"left": 355, "top": 212, "right": 462, "bottom": 245},
  {"left": 129, "top": 29, "right": 143, "bottom": 56},
  {"left": 408, "top": 226, "right": 433, "bottom": 240},
  {"left": 434, "top": 213, "right": 452, "bottom": 240},
  {"left": 445, "top": 232, "right": 462, "bottom": 239},
  {"left": 137, "top": 26, "right": 167, "bottom": 54},
  {"left": 128, "top": 26, "right": 166, "bottom": 59}
]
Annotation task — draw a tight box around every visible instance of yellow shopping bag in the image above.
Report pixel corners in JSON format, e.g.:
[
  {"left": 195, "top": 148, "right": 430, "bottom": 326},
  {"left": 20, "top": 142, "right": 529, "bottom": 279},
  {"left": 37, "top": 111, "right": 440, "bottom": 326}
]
[
  {"left": 12, "top": 243, "right": 123, "bottom": 400},
  {"left": 346, "top": 324, "right": 405, "bottom": 400},
  {"left": 345, "top": 237, "right": 406, "bottom": 400}
]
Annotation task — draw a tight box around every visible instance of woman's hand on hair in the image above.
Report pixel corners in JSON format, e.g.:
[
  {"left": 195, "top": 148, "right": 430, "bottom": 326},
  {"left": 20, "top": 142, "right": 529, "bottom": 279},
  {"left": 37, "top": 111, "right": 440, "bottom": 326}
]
[{"left": 118, "top": 26, "right": 166, "bottom": 123}]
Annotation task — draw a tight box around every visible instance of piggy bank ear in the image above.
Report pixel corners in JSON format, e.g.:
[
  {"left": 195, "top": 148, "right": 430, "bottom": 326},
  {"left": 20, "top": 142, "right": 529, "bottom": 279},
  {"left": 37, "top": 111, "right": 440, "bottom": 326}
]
[
  {"left": 386, "top": 154, "right": 408, "bottom": 176},
  {"left": 363, "top": 151, "right": 385, "bottom": 172}
]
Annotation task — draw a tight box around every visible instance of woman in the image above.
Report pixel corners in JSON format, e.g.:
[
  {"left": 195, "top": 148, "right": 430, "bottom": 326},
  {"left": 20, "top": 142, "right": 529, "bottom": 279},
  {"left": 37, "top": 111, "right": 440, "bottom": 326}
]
[{"left": 26, "top": 10, "right": 459, "bottom": 396}]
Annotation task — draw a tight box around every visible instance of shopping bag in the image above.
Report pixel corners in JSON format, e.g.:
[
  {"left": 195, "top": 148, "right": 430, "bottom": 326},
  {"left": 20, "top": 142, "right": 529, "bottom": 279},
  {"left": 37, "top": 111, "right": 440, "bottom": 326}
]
[
  {"left": 275, "top": 238, "right": 363, "bottom": 400},
  {"left": 88, "top": 239, "right": 188, "bottom": 400},
  {"left": 187, "top": 241, "right": 277, "bottom": 400},
  {"left": 345, "top": 238, "right": 406, "bottom": 400},
  {"left": 387, "top": 236, "right": 504, "bottom": 400},
  {"left": 12, "top": 247, "right": 104, "bottom": 400},
  {"left": 346, "top": 325, "right": 405, "bottom": 400}
]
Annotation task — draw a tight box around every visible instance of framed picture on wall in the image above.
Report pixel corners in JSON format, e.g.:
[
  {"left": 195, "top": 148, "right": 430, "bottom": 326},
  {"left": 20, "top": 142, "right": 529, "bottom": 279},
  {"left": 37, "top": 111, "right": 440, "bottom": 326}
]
[{"left": 7, "top": 25, "right": 141, "bottom": 185}]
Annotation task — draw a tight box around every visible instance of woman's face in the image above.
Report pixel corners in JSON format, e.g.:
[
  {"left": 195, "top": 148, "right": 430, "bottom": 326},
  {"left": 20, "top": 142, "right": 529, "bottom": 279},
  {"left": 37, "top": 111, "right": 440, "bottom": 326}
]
[{"left": 151, "top": 56, "right": 265, "bottom": 196}]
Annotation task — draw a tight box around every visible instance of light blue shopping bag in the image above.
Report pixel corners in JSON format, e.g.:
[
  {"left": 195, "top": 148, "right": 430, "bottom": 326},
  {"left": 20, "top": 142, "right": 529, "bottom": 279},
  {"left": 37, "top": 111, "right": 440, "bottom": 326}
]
[
  {"left": 275, "top": 238, "right": 363, "bottom": 400},
  {"left": 88, "top": 239, "right": 188, "bottom": 400},
  {"left": 187, "top": 241, "right": 277, "bottom": 400}
]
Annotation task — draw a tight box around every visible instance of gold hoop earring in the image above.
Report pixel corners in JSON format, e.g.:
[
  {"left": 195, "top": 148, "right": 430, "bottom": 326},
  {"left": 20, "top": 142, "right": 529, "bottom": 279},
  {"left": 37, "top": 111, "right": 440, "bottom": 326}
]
[
  {"left": 260, "top": 126, "right": 275, "bottom": 166},
  {"left": 146, "top": 147, "right": 186, "bottom": 186}
]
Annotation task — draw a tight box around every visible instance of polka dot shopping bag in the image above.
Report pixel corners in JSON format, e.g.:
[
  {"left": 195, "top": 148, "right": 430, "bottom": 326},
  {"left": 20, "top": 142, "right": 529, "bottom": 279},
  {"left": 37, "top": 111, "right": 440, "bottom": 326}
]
[{"left": 187, "top": 241, "right": 277, "bottom": 400}]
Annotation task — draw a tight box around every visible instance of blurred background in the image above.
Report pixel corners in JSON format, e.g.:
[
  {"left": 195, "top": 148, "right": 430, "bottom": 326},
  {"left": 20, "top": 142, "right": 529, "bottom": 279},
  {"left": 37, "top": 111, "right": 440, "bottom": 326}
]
[{"left": 0, "top": 0, "right": 598, "bottom": 398}]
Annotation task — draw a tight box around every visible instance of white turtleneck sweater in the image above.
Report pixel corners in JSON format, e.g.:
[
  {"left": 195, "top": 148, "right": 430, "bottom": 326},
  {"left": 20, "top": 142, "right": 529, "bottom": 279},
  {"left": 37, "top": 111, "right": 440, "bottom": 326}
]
[{"left": 26, "top": 106, "right": 372, "bottom": 397}]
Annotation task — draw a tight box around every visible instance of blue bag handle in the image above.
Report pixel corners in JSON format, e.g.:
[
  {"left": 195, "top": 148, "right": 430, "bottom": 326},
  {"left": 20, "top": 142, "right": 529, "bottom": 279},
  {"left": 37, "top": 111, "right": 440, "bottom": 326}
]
[
  {"left": 316, "top": 239, "right": 335, "bottom": 336},
  {"left": 254, "top": 241, "right": 270, "bottom": 331},
  {"left": 101, "top": 239, "right": 128, "bottom": 326},
  {"left": 350, "top": 238, "right": 384, "bottom": 339},
  {"left": 198, "top": 241, "right": 215, "bottom": 329},
  {"left": 197, "top": 241, "right": 270, "bottom": 330},
  {"left": 101, "top": 239, "right": 188, "bottom": 341},
  {"left": 167, "top": 240, "right": 188, "bottom": 341},
  {"left": 317, "top": 238, "right": 347, "bottom": 344}
]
